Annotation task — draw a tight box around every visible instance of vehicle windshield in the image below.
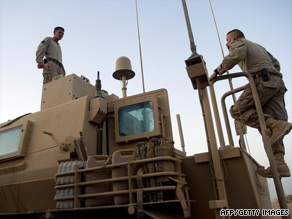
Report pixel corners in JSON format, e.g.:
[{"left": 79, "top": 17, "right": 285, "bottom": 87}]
[
  {"left": 0, "top": 125, "right": 23, "bottom": 156},
  {"left": 118, "top": 102, "right": 155, "bottom": 136}
]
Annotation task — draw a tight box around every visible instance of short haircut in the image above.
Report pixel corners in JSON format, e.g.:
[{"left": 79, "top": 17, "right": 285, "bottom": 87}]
[
  {"left": 54, "top": 26, "right": 65, "bottom": 32},
  {"left": 227, "top": 29, "right": 245, "bottom": 38}
]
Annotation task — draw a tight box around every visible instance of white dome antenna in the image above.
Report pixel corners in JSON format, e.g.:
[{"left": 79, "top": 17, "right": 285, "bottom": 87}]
[{"left": 113, "top": 56, "right": 135, "bottom": 98}]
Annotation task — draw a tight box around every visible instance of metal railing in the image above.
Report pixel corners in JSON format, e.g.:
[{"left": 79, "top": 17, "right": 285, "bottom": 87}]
[
  {"left": 54, "top": 156, "right": 191, "bottom": 217},
  {"left": 209, "top": 72, "right": 289, "bottom": 214}
]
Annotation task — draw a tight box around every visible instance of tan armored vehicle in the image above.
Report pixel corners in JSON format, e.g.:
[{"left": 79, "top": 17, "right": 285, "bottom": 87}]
[
  {"left": 0, "top": 2, "right": 290, "bottom": 217},
  {"left": 1, "top": 52, "right": 284, "bottom": 218}
]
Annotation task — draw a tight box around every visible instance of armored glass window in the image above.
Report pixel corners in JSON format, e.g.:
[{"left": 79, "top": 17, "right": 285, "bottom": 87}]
[
  {"left": 0, "top": 125, "right": 23, "bottom": 156},
  {"left": 118, "top": 102, "right": 155, "bottom": 137}
]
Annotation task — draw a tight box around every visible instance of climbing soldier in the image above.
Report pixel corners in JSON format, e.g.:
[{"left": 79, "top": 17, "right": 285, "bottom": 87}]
[{"left": 210, "top": 29, "right": 292, "bottom": 178}]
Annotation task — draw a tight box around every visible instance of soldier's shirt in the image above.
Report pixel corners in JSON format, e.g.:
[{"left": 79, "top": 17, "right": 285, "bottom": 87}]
[
  {"left": 216, "top": 38, "right": 281, "bottom": 77},
  {"left": 36, "top": 37, "right": 62, "bottom": 64}
]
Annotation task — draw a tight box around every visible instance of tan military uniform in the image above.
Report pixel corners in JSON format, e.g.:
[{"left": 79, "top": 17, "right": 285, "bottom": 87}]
[
  {"left": 216, "top": 38, "right": 288, "bottom": 154},
  {"left": 36, "top": 37, "right": 66, "bottom": 84}
]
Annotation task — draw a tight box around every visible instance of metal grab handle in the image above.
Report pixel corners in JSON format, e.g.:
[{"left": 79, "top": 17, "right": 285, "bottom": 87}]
[
  {"left": 221, "top": 85, "right": 245, "bottom": 149},
  {"left": 160, "top": 114, "right": 166, "bottom": 140},
  {"left": 43, "top": 131, "right": 62, "bottom": 148}
]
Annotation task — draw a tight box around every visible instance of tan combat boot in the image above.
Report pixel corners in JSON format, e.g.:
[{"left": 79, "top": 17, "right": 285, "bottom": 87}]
[
  {"left": 266, "top": 118, "right": 292, "bottom": 145},
  {"left": 257, "top": 153, "right": 291, "bottom": 178}
]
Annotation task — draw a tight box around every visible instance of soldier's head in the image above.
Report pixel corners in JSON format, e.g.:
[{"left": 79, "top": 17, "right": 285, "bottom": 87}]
[
  {"left": 53, "top": 26, "right": 65, "bottom": 42},
  {"left": 226, "top": 29, "right": 245, "bottom": 48}
]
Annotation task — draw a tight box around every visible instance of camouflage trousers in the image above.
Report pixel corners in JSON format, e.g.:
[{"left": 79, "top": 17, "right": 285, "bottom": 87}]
[
  {"left": 229, "top": 74, "right": 288, "bottom": 154},
  {"left": 42, "top": 61, "right": 66, "bottom": 84}
]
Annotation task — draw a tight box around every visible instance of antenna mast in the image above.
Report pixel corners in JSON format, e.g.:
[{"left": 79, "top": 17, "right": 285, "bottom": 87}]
[
  {"left": 181, "top": 0, "right": 197, "bottom": 55},
  {"left": 208, "top": 0, "right": 237, "bottom": 103},
  {"left": 135, "top": 0, "right": 145, "bottom": 93},
  {"left": 182, "top": 0, "right": 230, "bottom": 211}
]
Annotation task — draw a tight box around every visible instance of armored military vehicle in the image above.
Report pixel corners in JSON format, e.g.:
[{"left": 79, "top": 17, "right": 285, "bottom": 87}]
[
  {"left": 1, "top": 1, "right": 290, "bottom": 218},
  {"left": 1, "top": 51, "right": 285, "bottom": 218}
]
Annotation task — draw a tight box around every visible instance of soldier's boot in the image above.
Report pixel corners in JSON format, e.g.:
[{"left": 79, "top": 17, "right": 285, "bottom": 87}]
[
  {"left": 257, "top": 153, "right": 290, "bottom": 178},
  {"left": 266, "top": 118, "right": 292, "bottom": 145}
]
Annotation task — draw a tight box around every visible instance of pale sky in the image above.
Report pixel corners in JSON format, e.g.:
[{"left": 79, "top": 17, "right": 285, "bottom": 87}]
[{"left": 0, "top": 0, "right": 291, "bottom": 201}]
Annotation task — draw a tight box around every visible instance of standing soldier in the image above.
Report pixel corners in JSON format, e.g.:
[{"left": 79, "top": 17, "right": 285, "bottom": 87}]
[
  {"left": 36, "top": 26, "right": 66, "bottom": 84},
  {"left": 210, "top": 29, "right": 292, "bottom": 178}
]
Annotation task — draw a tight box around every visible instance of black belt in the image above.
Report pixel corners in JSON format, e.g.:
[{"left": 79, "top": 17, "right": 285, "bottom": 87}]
[
  {"left": 252, "top": 69, "right": 281, "bottom": 81},
  {"left": 45, "top": 58, "right": 63, "bottom": 68}
]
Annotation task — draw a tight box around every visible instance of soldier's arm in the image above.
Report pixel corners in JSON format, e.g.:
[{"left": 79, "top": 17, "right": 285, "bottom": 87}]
[
  {"left": 36, "top": 37, "right": 50, "bottom": 64},
  {"left": 215, "top": 39, "right": 246, "bottom": 75},
  {"left": 267, "top": 51, "right": 280, "bottom": 72}
]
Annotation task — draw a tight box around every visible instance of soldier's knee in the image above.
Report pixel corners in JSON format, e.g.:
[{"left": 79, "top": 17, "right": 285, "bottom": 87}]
[{"left": 229, "top": 105, "right": 240, "bottom": 119}]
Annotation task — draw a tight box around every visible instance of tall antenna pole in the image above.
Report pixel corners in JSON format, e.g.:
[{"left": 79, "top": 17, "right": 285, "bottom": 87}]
[
  {"left": 181, "top": 0, "right": 197, "bottom": 54},
  {"left": 135, "top": 0, "right": 145, "bottom": 93},
  {"left": 182, "top": 0, "right": 229, "bottom": 210},
  {"left": 209, "top": 0, "right": 236, "bottom": 103}
]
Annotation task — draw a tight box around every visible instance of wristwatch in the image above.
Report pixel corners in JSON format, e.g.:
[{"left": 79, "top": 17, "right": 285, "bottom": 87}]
[{"left": 214, "top": 69, "right": 219, "bottom": 75}]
